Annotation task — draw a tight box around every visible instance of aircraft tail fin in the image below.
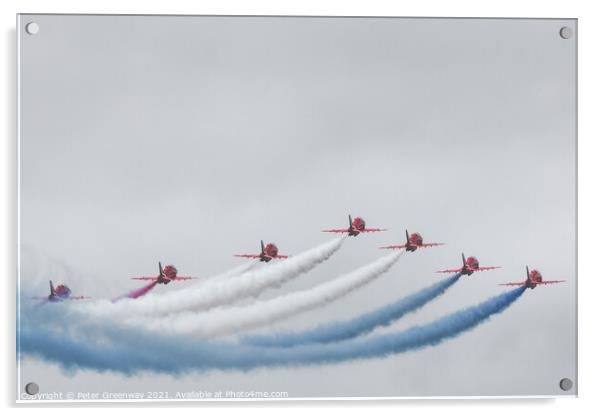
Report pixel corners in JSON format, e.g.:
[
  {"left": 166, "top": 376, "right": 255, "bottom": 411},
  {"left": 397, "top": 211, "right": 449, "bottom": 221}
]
[
  {"left": 158, "top": 261, "right": 164, "bottom": 277},
  {"left": 49, "top": 280, "right": 55, "bottom": 296},
  {"left": 526, "top": 265, "right": 530, "bottom": 279},
  {"left": 348, "top": 214, "right": 353, "bottom": 228},
  {"left": 405, "top": 229, "right": 410, "bottom": 244},
  {"left": 261, "top": 240, "right": 265, "bottom": 254},
  {"left": 462, "top": 253, "right": 466, "bottom": 267}
]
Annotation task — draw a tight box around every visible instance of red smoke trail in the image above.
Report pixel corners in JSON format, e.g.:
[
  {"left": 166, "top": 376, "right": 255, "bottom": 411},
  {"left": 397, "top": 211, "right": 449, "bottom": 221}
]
[
  {"left": 113, "top": 281, "right": 158, "bottom": 302},
  {"left": 128, "top": 281, "right": 159, "bottom": 298}
]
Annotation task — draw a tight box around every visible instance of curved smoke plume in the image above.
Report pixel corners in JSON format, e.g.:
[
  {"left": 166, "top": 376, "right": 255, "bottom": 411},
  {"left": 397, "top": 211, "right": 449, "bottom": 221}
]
[
  {"left": 242, "top": 272, "right": 461, "bottom": 347},
  {"left": 136, "top": 251, "right": 402, "bottom": 337},
  {"left": 78, "top": 237, "right": 345, "bottom": 319},
  {"left": 19, "top": 286, "right": 525, "bottom": 375}
]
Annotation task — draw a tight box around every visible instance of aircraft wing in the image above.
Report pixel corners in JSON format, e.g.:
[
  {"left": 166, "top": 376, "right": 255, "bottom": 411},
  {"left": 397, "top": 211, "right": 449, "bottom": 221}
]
[
  {"left": 272, "top": 255, "right": 289, "bottom": 259},
  {"left": 418, "top": 243, "right": 445, "bottom": 248},
  {"left": 379, "top": 244, "right": 407, "bottom": 250},
  {"left": 537, "top": 280, "right": 566, "bottom": 285},
  {"left": 499, "top": 282, "right": 527, "bottom": 286},
  {"left": 69, "top": 296, "right": 91, "bottom": 300},
  {"left": 171, "top": 276, "right": 197, "bottom": 281},
  {"left": 131, "top": 277, "right": 161, "bottom": 281},
  {"left": 436, "top": 268, "right": 462, "bottom": 274},
  {"left": 360, "top": 228, "right": 387, "bottom": 232},
  {"left": 233, "top": 254, "right": 262, "bottom": 259},
  {"left": 474, "top": 266, "right": 502, "bottom": 272},
  {"left": 321, "top": 229, "right": 350, "bottom": 233}
]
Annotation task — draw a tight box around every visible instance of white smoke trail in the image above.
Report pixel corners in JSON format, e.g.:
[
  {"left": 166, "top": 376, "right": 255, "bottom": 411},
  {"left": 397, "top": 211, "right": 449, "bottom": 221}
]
[
  {"left": 136, "top": 251, "right": 402, "bottom": 337},
  {"left": 78, "top": 237, "right": 345, "bottom": 319},
  {"left": 207, "top": 261, "right": 258, "bottom": 281}
]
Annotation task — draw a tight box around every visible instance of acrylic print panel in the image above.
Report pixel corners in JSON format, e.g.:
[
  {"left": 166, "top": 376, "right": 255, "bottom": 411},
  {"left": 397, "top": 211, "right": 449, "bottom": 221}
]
[{"left": 17, "top": 15, "right": 577, "bottom": 401}]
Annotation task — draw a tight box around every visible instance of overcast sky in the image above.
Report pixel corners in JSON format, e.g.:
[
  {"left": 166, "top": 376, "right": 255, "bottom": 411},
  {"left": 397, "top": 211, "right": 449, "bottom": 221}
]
[{"left": 18, "top": 15, "right": 576, "bottom": 398}]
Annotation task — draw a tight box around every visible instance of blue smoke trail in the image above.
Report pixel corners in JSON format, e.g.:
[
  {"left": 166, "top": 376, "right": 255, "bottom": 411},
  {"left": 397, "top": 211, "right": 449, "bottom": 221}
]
[
  {"left": 19, "top": 287, "right": 525, "bottom": 375},
  {"left": 242, "top": 273, "right": 462, "bottom": 347}
]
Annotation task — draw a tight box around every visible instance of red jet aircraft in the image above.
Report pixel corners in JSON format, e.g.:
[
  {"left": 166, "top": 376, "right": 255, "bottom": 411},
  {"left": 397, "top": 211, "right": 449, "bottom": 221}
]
[
  {"left": 31, "top": 280, "right": 90, "bottom": 302},
  {"left": 131, "top": 262, "right": 198, "bottom": 284},
  {"left": 380, "top": 229, "right": 444, "bottom": 252},
  {"left": 499, "top": 266, "right": 565, "bottom": 289},
  {"left": 436, "top": 253, "right": 501, "bottom": 276},
  {"left": 234, "top": 240, "right": 289, "bottom": 262},
  {"left": 322, "top": 215, "right": 386, "bottom": 237}
]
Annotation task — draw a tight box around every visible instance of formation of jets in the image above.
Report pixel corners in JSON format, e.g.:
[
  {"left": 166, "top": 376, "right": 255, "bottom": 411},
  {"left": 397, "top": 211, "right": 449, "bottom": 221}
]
[{"left": 31, "top": 213, "right": 565, "bottom": 301}]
